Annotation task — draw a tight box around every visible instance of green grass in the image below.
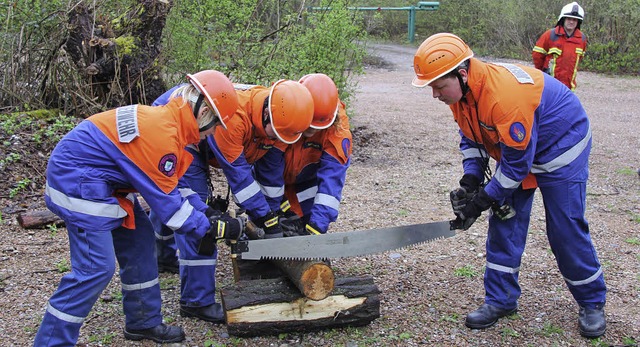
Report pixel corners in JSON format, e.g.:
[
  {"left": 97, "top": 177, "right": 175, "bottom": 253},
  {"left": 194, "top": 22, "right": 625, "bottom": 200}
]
[
  {"left": 454, "top": 265, "right": 479, "bottom": 278},
  {"left": 617, "top": 167, "right": 638, "bottom": 175},
  {"left": 625, "top": 237, "right": 640, "bottom": 245},
  {"left": 501, "top": 327, "right": 520, "bottom": 338},
  {"left": 540, "top": 321, "right": 564, "bottom": 337},
  {"left": 55, "top": 259, "right": 70, "bottom": 273}
]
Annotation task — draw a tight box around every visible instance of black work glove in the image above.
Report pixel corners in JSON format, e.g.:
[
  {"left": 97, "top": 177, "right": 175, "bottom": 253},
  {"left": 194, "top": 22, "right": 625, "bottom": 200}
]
[
  {"left": 450, "top": 187, "right": 474, "bottom": 216},
  {"left": 453, "top": 189, "right": 495, "bottom": 231},
  {"left": 208, "top": 195, "right": 229, "bottom": 213},
  {"left": 280, "top": 215, "right": 306, "bottom": 237},
  {"left": 205, "top": 206, "right": 221, "bottom": 219},
  {"left": 277, "top": 200, "right": 298, "bottom": 219},
  {"left": 253, "top": 211, "right": 283, "bottom": 239},
  {"left": 197, "top": 213, "right": 246, "bottom": 256},
  {"left": 459, "top": 174, "right": 481, "bottom": 194}
]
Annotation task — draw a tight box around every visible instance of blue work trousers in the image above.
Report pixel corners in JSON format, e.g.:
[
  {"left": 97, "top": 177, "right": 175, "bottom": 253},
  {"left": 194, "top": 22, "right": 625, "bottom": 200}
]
[{"left": 34, "top": 201, "right": 162, "bottom": 346}]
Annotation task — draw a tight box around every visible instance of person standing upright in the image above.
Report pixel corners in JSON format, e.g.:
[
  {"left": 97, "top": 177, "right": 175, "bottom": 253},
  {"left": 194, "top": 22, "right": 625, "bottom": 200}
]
[{"left": 533, "top": 2, "right": 587, "bottom": 91}]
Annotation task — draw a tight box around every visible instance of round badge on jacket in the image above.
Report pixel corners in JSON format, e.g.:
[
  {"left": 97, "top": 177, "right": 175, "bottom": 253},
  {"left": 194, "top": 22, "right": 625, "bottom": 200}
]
[
  {"left": 158, "top": 154, "right": 178, "bottom": 176},
  {"left": 509, "top": 122, "right": 526, "bottom": 143}
]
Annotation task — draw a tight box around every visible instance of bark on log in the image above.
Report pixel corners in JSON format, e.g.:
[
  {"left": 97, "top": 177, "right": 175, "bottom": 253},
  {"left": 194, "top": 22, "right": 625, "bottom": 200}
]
[
  {"left": 17, "top": 196, "right": 150, "bottom": 229},
  {"left": 220, "top": 276, "right": 380, "bottom": 337},
  {"left": 16, "top": 210, "right": 64, "bottom": 229}
]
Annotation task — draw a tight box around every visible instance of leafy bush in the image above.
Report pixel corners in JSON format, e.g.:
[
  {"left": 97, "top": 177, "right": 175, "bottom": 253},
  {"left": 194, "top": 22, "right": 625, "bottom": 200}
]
[{"left": 163, "top": 0, "right": 367, "bottom": 102}]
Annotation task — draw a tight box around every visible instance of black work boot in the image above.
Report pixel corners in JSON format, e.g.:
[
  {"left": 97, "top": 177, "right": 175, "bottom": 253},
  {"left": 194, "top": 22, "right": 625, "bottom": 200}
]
[
  {"left": 180, "top": 303, "right": 225, "bottom": 323},
  {"left": 124, "top": 323, "right": 185, "bottom": 343},
  {"left": 158, "top": 259, "right": 179, "bottom": 274},
  {"left": 578, "top": 304, "right": 606, "bottom": 338},
  {"left": 465, "top": 303, "right": 517, "bottom": 329}
]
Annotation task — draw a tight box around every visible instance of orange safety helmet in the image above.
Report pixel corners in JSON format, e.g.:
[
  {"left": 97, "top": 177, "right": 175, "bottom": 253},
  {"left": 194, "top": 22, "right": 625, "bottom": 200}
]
[
  {"left": 186, "top": 70, "right": 239, "bottom": 129},
  {"left": 412, "top": 33, "right": 474, "bottom": 88},
  {"left": 299, "top": 73, "right": 339, "bottom": 130},
  {"left": 267, "top": 80, "right": 314, "bottom": 144}
]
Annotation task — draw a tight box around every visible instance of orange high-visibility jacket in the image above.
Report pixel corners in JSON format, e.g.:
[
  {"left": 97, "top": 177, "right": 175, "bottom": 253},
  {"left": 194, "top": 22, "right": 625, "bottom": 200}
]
[{"left": 282, "top": 103, "right": 352, "bottom": 232}]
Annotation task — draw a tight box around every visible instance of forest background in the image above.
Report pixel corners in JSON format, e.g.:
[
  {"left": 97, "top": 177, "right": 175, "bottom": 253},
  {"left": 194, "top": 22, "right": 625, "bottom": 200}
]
[{"left": 1, "top": 0, "right": 638, "bottom": 118}]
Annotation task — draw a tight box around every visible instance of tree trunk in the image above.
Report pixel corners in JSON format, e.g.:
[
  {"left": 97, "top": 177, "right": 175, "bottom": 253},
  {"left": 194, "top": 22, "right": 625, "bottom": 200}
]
[
  {"left": 65, "top": 0, "right": 171, "bottom": 113},
  {"left": 220, "top": 276, "right": 380, "bottom": 337},
  {"left": 235, "top": 256, "right": 335, "bottom": 300}
]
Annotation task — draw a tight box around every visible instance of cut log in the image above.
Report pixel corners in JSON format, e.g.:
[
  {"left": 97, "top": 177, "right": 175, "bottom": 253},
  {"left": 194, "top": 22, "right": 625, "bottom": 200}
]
[
  {"left": 235, "top": 221, "right": 335, "bottom": 300},
  {"left": 16, "top": 210, "right": 63, "bottom": 229},
  {"left": 17, "top": 195, "right": 150, "bottom": 229},
  {"left": 272, "top": 259, "right": 334, "bottom": 301},
  {"left": 235, "top": 257, "right": 335, "bottom": 300},
  {"left": 220, "top": 275, "right": 380, "bottom": 337}
]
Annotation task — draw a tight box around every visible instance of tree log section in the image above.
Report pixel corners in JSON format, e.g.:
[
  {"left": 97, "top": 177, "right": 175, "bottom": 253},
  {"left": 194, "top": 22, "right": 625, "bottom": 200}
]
[
  {"left": 271, "top": 259, "right": 334, "bottom": 301},
  {"left": 16, "top": 210, "right": 64, "bottom": 229},
  {"left": 220, "top": 276, "right": 380, "bottom": 337},
  {"left": 238, "top": 221, "right": 335, "bottom": 300}
]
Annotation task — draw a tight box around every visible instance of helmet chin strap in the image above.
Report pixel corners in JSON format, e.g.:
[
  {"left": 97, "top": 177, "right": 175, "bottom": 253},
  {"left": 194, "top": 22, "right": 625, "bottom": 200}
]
[
  {"left": 456, "top": 71, "right": 470, "bottom": 97},
  {"left": 261, "top": 96, "right": 270, "bottom": 130},
  {"left": 190, "top": 93, "right": 217, "bottom": 132}
]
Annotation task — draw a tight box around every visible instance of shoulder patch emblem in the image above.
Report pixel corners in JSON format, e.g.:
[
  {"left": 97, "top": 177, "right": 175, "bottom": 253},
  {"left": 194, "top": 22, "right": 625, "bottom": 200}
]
[
  {"left": 509, "top": 122, "right": 526, "bottom": 143},
  {"left": 158, "top": 153, "right": 177, "bottom": 176}
]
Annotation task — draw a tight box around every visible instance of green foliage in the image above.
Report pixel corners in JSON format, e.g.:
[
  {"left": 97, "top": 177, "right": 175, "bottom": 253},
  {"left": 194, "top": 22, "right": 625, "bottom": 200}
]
[
  {"left": 47, "top": 223, "right": 58, "bottom": 237},
  {"left": 9, "top": 178, "right": 31, "bottom": 198},
  {"left": 501, "top": 327, "right": 521, "bottom": 338},
  {"left": 55, "top": 259, "right": 70, "bottom": 273},
  {"left": 162, "top": 0, "right": 367, "bottom": 102},
  {"left": 540, "top": 321, "right": 564, "bottom": 336},
  {"left": 439, "top": 312, "right": 459, "bottom": 322},
  {"left": 88, "top": 330, "right": 116, "bottom": 344},
  {"left": 625, "top": 237, "right": 640, "bottom": 245}
]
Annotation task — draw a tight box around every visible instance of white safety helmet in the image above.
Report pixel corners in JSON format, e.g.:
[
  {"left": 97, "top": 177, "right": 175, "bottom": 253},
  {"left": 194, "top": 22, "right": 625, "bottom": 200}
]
[{"left": 558, "top": 2, "right": 584, "bottom": 22}]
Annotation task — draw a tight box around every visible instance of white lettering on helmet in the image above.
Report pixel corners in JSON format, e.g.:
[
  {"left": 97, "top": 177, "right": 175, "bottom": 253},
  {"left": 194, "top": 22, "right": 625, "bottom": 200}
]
[{"left": 116, "top": 105, "right": 140, "bottom": 143}]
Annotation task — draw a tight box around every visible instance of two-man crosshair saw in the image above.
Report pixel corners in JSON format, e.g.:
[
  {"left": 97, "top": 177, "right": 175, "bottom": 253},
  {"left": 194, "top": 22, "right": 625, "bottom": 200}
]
[{"left": 231, "top": 219, "right": 460, "bottom": 261}]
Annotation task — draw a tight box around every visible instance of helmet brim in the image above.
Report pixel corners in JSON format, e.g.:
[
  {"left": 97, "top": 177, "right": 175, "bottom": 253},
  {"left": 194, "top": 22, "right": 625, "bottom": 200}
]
[{"left": 411, "top": 77, "right": 431, "bottom": 88}]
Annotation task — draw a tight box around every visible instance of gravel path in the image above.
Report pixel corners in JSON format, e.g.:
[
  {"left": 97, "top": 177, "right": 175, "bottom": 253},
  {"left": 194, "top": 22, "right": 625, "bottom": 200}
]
[{"left": 1, "top": 43, "right": 639, "bottom": 347}]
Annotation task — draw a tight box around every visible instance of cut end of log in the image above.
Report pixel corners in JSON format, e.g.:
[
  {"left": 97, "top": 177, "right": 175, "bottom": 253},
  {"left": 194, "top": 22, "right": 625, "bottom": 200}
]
[{"left": 300, "top": 263, "right": 335, "bottom": 301}]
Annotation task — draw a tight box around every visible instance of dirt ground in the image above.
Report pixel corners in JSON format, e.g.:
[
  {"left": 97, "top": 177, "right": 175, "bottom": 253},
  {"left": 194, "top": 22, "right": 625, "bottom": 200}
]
[{"left": 1, "top": 43, "right": 639, "bottom": 346}]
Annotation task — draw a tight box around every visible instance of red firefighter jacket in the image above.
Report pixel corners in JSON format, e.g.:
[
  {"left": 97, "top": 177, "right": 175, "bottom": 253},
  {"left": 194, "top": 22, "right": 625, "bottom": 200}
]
[{"left": 532, "top": 26, "right": 587, "bottom": 91}]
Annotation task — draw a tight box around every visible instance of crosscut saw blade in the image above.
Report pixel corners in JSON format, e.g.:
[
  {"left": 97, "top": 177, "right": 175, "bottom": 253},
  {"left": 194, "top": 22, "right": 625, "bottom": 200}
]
[{"left": 235, "top": 220, "right": 455, "bottom": 261}]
